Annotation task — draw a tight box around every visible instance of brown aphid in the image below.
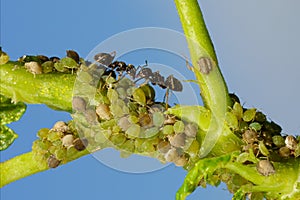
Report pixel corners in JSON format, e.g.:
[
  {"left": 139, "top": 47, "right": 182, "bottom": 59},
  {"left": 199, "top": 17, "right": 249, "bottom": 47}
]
[
  {"left": 256, "top": 160, "right": 275, "bottom": 176},
  {"left": 48, "top": 155, "right": 61, "bottom": 168},
  {"left": 164, "top": 114, "right": 176, "bottom": 125},
  {"left": 138, "top": 113, "right": 153, "bottom": 128},
  {"left": 95, "top": 103, "right": 112, "bottom": 120},
  {"left": 72, "top": 96, "right": 86, "bottom": 112},
  {"left": 49, "top": 56, "right": 60, "bottom": 63},
  {"left": 168, "top": 133, "right": 186, "bottom": 148},
  {"left": 157, "top": 141, "right": 171, "bottom": 154},
  {"left": 24, "top": 61, "right": 42, "bottom": 75},
  {"left": 279, "top": 146, "right": 291, "bottom": 158},
  {"left": 94, "top": 51, "right": 116, "bottom": 66},
  {"left": 242, "top": 130, "right": 258, "bottom": 144},
  {"left": 174, "top": 155, "right": 188, "bottom": 167},
  {"left": 52, "top": 121, "right": 69, "bottom": 133},
  {"left": 66, "top": 50, "right": 80, "bottom": 63},
  {"left": 285, "top": 135, "right": 298, "bottom": 150},
  {"left": 197, "top": 57, "right": 214, "bottom": 75},
  {"left": 164, "top": 148, "right": 180, "bottom": 162},
  {"left": 84, "top": 109, "right": 97, "bottom": 124},
  {"left": 73, "top": 138, "right": 88, "bottom": 151},
  {"left": 184, "top": 123, "right": 197, "bottom": 138},
  {"left": 118, "top": 116, "right": 131, "bottom": 132},
  {"left": 36, "top": 55, "right": 49, "bottom": 63}
]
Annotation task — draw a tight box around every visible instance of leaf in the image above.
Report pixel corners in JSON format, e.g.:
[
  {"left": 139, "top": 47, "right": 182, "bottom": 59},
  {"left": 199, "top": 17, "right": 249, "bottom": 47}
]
[
  {"left": 0, "top": 95, "right": 27, "bottom": 125},
  {"left": 0, "top": 125, "right": 18, "bottom": 150}
]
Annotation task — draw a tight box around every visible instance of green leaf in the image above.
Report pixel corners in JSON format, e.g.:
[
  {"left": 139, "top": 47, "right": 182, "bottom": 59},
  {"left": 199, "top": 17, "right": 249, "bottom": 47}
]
[
  {"left": 0, "top": 94, "right": 27, "bottom": 125},
  {"left": 0, "top": 125, "right": 18, "bottom": 150}
]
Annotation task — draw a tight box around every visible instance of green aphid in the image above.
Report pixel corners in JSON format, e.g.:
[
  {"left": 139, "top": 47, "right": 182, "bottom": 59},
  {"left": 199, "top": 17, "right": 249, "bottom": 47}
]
[
  {"left": 225, "top": 112, "right": 238, "bottom": 130},
  {"left": 163, "top": 125, "right": 174, "bottom": 135},
  {"left": 110, "top": 104, "right": 124, "bottom": 118},
  {"left": 125, "top": 124, "right": 141, "bottom": 138},
  {"left": 116, "top": 87, "right": 127, "bottom": 99},
  {"left": 120, "top": 139, "right": 135, "bottom": 153},
  {"left": 107, "top": 88, "right": 119, "bottom": 103},
  {"left": 143, "top": 127, "right": 159, "bottom": 138},
  {"left": 110, "top": 134, "right": 127, "bottom": 146},
  {"left": 140, "top": 139, "right": 156, "bottom": 152},
  {"left": 249, "top": 122, "right": 262, "bottom": 131},
  {"left": 77, "top": 71, "right": 93, "bottom": 84},
  {"left": 153, "top": 112, "right": 164, "bottom": 127},
  {"left": 243, "top": 108, "right": 256, "bottom": 122},
  {"left": 272, "top": 135, "right": 285, "bottom": 147},
  {"left": 37, "top": 128, "right": 50, "bottom": 139},
  {"left": 239, "top": 121, "right": 249, "bottom": 132},
  {"left": 47, "top": 131, "right": 63, "bottom": 142},
  {"left": 128, "top": 115, "right": 139, "bottom": 124},
  {"left": 54, "top": 62, "right": 68, "bottom": 72},
  {"left": 41, "top": 61, "right": 54, "bottom": 73},
  {"left": 174, "top": 121, "right": 185, "bottom": 134},
  {"left": 232, "top": 102, "right": 243, "bottom": 120},
  {"left": 54, "top": 148, "right": 67, "bottom": 160},
  {"left": 60, "top": 57, "right": 79, "bottom": 70},
  {"left": 140, "top": 84, "right": 155, "bottom": 103},
  {"left": 254, "top": 111, "right": 266, "bottom": 123},
  {"left": 132, "top": 87, "right": 146, "bottom": 106},
  {"left": 294, "top": 144, "right": 300, "bottom": 157},
  {"left": 258, "top": 141, "right": 269, "bottom": 157}
]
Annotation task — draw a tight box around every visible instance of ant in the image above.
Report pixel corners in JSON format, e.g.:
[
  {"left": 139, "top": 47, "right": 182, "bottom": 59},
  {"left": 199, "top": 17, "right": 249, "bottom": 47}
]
[{"left": 93, "top": 52, "right": 183, "bottom": 108}]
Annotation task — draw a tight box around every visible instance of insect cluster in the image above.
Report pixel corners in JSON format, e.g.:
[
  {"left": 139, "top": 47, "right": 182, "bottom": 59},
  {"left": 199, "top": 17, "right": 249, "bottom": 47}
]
[
  {"left": 226, "top": 94, "right": 300, "bottom": 176},
  {"left": 18, "top": 50, "right": 83, "bottom": 75},
  {"left": 32, "top": 121, "right": 88, "bottom": 168},
  {"left": 71, "top": 52, "right": 199, "bottom": 167}
]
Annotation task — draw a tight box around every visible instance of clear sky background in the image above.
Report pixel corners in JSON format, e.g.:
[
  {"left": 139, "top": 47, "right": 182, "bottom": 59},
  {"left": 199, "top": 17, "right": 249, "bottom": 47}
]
[{"left": 1, "top": 1, "right": 300, "bottom": 200}]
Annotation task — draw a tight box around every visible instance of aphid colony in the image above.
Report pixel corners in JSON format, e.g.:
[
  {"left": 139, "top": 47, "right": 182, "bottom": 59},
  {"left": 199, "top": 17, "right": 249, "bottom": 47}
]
[
  {"left": 227, "top": 94, "right": 300, "bottom": 176},
  {"left": 71, "top": 52, "right": 199, "bottom": 167},
  {"left": 18, "top": 50, "right": 82, "bottom": 75},
  {"left": 32, "top": 121, "right": 88, "bottom": 168}
]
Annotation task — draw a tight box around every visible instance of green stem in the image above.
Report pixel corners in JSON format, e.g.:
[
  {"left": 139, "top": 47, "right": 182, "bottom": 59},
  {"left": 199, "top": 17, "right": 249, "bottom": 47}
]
[
  {"left": 0, "top": 150, "right": 89, "bottom": 188},
  {"left": 174, "top": 0, "right": 232, "bottom": 157},
  {"left": 0, "top": 62, "right": 75, "bottom": 112}
]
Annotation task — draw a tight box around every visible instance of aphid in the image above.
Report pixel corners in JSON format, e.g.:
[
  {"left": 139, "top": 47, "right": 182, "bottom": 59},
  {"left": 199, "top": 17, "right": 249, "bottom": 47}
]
[
  {"left": 258, "top": 141, "right": 269, "bottom": 157},
  {"left": 256, "top": 160, "right": 275, "bottom": 176},
  {"left": 72, "top": 96, "right": 86, "bottom": 112},
  {"left": 73, "top": 138, "right": 88, "bottom": 151},
  {"left": 157, "top": 141, "right": 171, "bottom": 154},
  {"left": 24, "top": 61, "right": 42, "bottom": 75},
  {"left": 197, "top": 57, "right": 213, "bottom": 74},
  {"left": 95, "top": 103, "right": 112, "bottom": 120},
  {"left": 118, "top": 116, "right": 131, "bottom": 132},
  {"left": 62, "top": 134, "right": 74, "bottom": 148},
  {"left": 168, "top": 133, "right": 186, "bottom": 148},
  {"left": 36, "top": 55, "right": 49, "bottom": 63},
  {"left": 272, "top": 135, "right": 285, "bottom": 147},
  {"left": 285, "top": 135, "right": 298, "bottom": 150},
  {"left": 94, "top": 51, "right": 116, "bottom": 66},
  {"left": 66, "top": 50, "right": 80, "bottom": 64},
  {"left": 48, "top": 155, "right": 61, "bottom": 168},
  {"left": 138, "top": 113, "right": 153, "bottom": 128},
  {"left": 164, "top": 114, "right": 177, "bottom": 125},
  {"left": 174, "top": 155, "right": 188, "bottom": 167},
  {"left": 49, "top": 56, "right": 60, "bottom": 63},
  {"left": 242, "top": 130, "right": 257, "bottom": 144},
  {"left": 52, "top": 121, "right": 69, "bottom": 133},
  {"left": 279, "top": 146, "right": 290, "bottom": 158},
  {"left": 184, "top": 123, "right": 198, "bottom": 138},
  {"left": 164, "top": 148, "right": 180, "bottom": 162}
]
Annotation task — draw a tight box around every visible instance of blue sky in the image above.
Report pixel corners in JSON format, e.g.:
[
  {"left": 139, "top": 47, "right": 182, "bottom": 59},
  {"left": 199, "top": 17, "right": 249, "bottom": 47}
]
[{"left": 1, "top": 1, "right": 300, "bottom": 200}]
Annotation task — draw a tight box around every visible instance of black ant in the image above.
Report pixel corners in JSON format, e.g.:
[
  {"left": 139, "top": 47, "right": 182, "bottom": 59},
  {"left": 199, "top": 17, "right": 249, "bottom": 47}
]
[{"left": 93, "top": 52, "right": 183, "bottom": 107}]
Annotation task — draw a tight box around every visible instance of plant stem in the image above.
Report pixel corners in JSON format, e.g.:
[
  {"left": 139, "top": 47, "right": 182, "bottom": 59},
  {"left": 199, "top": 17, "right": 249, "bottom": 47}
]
[
  {"left": 0, "top": 150, "right": 89, "bottom": 188},
  {"left": 174, "top": 0, "right": 232, "bottom": 157},
  {"left": 0, "top": 62, "right": 75, "bottom": 112}
]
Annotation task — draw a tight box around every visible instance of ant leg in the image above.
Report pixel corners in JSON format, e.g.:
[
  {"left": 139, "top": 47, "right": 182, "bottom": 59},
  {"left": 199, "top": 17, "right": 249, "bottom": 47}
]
[{"left": 164, "top": 88, "right": 170, "bottom": 110}]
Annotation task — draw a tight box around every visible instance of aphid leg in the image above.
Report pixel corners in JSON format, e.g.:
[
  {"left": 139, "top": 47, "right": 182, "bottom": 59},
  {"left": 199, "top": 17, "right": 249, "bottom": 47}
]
[{"left": 164, "top": 88, "right": 170, "bottom": 110}]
